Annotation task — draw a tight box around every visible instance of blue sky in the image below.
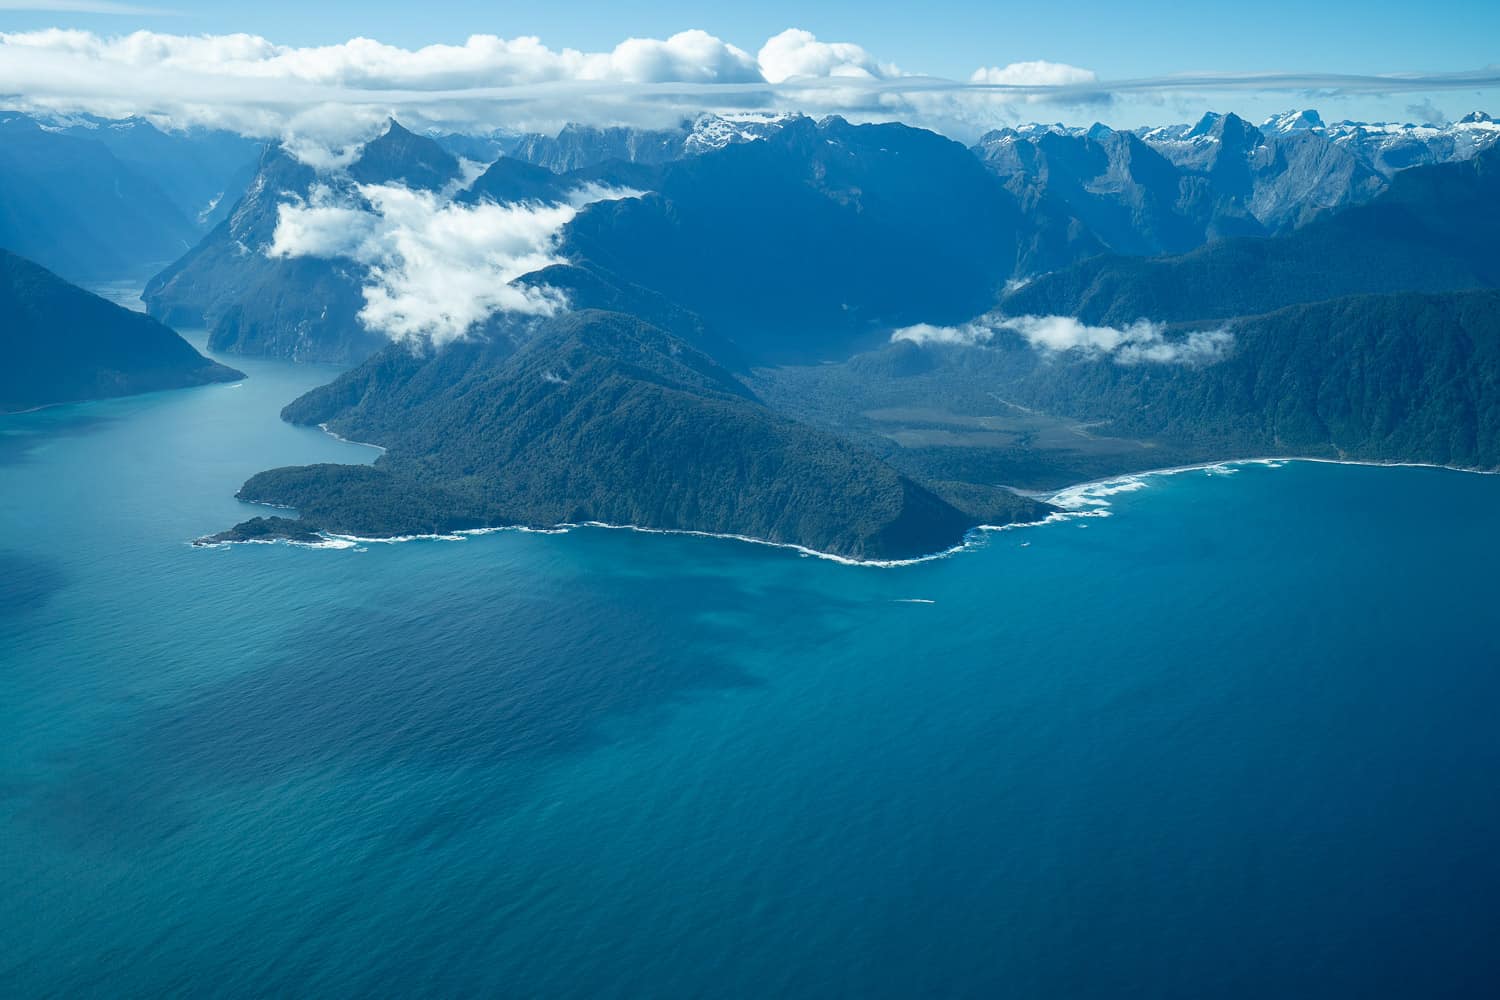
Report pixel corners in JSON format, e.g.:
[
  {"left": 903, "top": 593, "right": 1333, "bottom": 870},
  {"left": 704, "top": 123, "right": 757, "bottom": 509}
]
[
  {"left": 0, "top": 0, "right": 1495, "bottom": 138},
  {"left": 3, "top": 0, "right": 1497, "bottom": 81}
]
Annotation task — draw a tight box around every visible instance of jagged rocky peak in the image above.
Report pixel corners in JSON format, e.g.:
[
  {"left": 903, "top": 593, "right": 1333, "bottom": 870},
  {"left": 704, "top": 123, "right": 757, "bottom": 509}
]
[
  {"left": 1263, "top": 109, "right": 1326, "bottom": 132},
  {"left": 1459, "top": 111, "right": 1494, "bottom": 125},
  {"left": 348, "top": 118, "right": 462, "bottom": 190},
  {"left": 503, "top": 112, "right": 798, "bottom": 174},
  {"left": 683, "top": 111, "right": 797, "bottom": 154},
  {"left": 1185, "top": 112, "right": 1224, "bottom": 138},
  {"left": 1216, "top": 112, "right": 1260, "bottom": 138},
  {"left": 971, "top": 121, "right": 1087, "bottom": 149}
]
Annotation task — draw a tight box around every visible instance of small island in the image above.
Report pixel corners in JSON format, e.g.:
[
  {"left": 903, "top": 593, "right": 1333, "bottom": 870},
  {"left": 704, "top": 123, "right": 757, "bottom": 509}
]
[{"left": 195, "top": 516, "right": 326, "bottom": 546}]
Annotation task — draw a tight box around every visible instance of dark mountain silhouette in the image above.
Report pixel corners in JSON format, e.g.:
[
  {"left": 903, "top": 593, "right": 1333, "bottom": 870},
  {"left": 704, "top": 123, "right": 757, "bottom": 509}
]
[{"left": 1, "top": 249, "right": 242, "bottom": 412}]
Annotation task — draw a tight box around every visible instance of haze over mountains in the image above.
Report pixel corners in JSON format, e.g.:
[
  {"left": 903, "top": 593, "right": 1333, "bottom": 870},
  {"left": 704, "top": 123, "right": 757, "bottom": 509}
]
[
  {"left": 0, "top": 112, "right": 260, "bottom": 283},
  {"left": 3, "top": 104, "right": 1498, "bottom": 556}
]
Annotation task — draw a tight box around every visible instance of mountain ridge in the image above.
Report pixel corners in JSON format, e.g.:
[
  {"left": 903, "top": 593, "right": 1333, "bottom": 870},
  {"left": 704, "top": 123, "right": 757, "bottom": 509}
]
[
  {"left": 224, "top": 309, "right": 1051, "bottom": 559},
  {"left": 1001, "top": 144, "right": 1500, "bottom": 326},
  {"left": 0, "top": 248, "right": 244, "bottom": 412}
]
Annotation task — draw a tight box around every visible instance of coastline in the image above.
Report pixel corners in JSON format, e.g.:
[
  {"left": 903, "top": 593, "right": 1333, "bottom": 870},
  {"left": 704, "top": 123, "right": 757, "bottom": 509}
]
[
  {"left": 1047, "top": 454, "right": 1500, "bottom": 505},
  {"left": 317, "top": 422, "right": 386, "bottom": 453},
  {"left": 211, "top": 450, "right": 1499, "bottom": 567}
]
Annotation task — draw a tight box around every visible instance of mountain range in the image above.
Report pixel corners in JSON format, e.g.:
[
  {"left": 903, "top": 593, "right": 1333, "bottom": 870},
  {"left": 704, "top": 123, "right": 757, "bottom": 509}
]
[
  {"left": 973, "top": 109, "right": 1499, "bottom": 255},
  {"left": 4, "top": 106, "right": 1498, "bottom": 558},
  {"left": 122, "top": 108, "right": 1498, "bottom": 368},
  {"left": 1002, "top": 144, "right": 1500, "bottom": 325},
  {"left": 499, "top": 113, "right": 794, "bottom": 173},
  {"left": 0, "top": 112, "right": 260, "bottom": 283}
]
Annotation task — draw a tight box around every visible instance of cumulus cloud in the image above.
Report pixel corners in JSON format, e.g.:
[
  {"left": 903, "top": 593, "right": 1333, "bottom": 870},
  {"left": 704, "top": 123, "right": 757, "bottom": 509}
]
[
  {"left": 608, "top": 30, "right": 761, "bottom": 84},
  {"left": 891, "top": 313, "right": 1233, "bottom": 365},
  {"left": 756, "top": 29, "right": 899, "bottom": 83},
  {"left": 269, "top": 182, "right": 640, "bottom": 344},
  {"left": 0, "top": 26, "right": 1493, "bottom": 146},
  {"left": 0, "top": 27, "right": 757, "bottom": 88},
  {"left": 0, "top": 27, "right": 771, "bottom": 147},
  {"left": 0, "top": 25, "right": 1099, "bottom": 145}
]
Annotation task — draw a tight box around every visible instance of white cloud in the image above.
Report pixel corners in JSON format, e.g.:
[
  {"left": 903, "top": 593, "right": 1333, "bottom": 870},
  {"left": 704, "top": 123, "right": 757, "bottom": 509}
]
[
  {"left": 0, "top": 27, "right": 771, "bottom": 147},
  {"left": 1002, "top": 314, "right": 1139, "bottom": 352},
  {"left": 0, "top": 28, "right": 755, "bottom": 88},
  {"left": 969, "top": 61, "right": 1098, "bottom": 87},
  {"left": 0, "top": 26, "right": 1492, "bottom": 145},
  {"left": 268, "top": 181, "right": 641, "bottom": 345},
  {"left": 891, "top": 313, "right": 1233, "bottom": 365},
  {"left": 1001, "top": 315, "right": 1232, "bottom": 364},
  {"left": 607, "top": 30, "right": 761, "bottom": 84},
  {"left": 266, "top": 185, "right": 377, "bottom": 258},
  {"left": 0, "top": 26, "right": 1100, "bottom": 147},
  {"left": 1114, "top": 327, "right": 1234, "bottom": 365},
  {"left": 756, "top": 29, "right": 899, "bottom": 83},
  {"left": 890, "top": 321, "right": 993, "bottom": 347}
]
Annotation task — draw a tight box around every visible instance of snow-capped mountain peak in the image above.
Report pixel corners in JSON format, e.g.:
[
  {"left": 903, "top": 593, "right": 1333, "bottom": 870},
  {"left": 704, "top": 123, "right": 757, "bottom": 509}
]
[
  {"left": 683, "top": 113, "right": 797, "bottom": 155},
  {"left": 1263, "top": 109, "right": 1325, "bottom": 133}
]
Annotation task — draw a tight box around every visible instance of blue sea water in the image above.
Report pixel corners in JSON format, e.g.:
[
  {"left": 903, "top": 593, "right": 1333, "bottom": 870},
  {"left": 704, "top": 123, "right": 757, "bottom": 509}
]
[{"left": 3, "top": 341, "right": 1500, "bottom": 998}]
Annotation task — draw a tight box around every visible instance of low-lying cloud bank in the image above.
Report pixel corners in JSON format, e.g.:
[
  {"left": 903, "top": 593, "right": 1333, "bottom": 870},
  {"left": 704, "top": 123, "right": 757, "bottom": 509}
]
[
  {"left": 268, "top": 182, "right": 640, "bottom": 345},
  {"left": 892, "top": 313, "right": 1233, "bottom": 365},
  {"left": 0, "top": 26, "right": 1094, "bottom": 145},
  {"left": 4, "top": 25, "right": 1491, "bottom": 148}
]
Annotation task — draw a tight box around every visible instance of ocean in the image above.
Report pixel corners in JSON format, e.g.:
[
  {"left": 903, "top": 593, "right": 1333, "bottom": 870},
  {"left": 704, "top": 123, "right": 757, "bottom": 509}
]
[{"left": 3, "top": 340, "right": 1499, "bottom": 997}]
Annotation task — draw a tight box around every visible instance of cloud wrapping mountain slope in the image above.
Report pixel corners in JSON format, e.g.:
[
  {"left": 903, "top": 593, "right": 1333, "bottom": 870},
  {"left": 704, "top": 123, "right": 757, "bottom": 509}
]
[
  {"left": 994, "top": 290, "right": 1500, "bottom": 468},
  {"left": 0, "top": 114, "right": 199, "bottom": 282},
  {"left": 143, "top": 122, "right": 464, "bottom": 363}
]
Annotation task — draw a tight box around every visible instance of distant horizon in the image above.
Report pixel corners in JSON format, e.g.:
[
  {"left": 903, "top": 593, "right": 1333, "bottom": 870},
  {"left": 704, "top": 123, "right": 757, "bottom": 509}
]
[
  {"left": 1, "top": 16, "right": 1497, "bottom": 147},
  {"left": 6, "top": 101, "right": 1495, "bottom": 149}
]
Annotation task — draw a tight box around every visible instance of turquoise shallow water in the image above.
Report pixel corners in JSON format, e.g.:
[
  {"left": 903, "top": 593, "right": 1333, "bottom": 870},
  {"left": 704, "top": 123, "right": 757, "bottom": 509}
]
[{"left": 3, "top": 342, "right": 1500, "bottom": 997}]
